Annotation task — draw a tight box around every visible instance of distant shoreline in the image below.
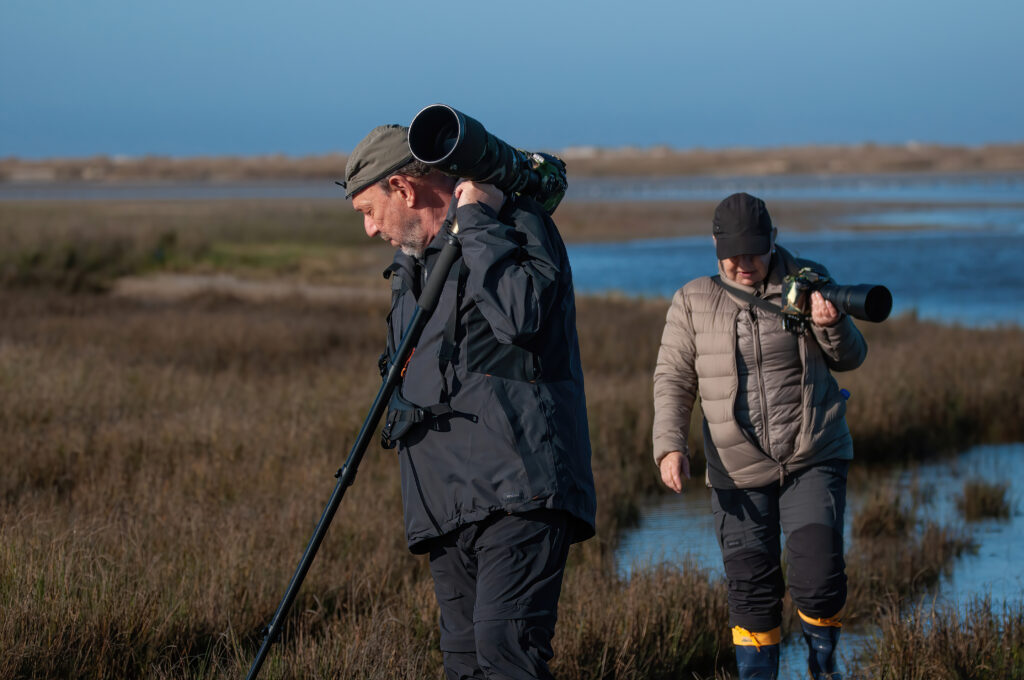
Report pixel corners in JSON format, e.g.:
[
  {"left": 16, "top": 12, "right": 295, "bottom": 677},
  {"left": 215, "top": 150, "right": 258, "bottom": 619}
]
[{"left": 3, "top": 142, "right": 1024, "bottom": 183}]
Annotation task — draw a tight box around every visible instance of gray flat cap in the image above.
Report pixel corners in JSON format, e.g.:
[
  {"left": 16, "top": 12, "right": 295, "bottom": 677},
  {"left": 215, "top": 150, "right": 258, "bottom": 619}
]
[{"left": 338, "top": 124, "right": 413, "bottom": 199}]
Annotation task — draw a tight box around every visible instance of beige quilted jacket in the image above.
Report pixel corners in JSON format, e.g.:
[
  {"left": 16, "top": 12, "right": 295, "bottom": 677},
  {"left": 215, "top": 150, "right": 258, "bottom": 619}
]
[{"left": 652, "top": 246, "right": 867, "bottom": 489}]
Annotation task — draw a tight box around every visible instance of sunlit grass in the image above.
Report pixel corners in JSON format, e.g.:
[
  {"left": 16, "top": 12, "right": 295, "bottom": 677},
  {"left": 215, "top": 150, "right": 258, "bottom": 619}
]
[{"left": 1, "top": 198, "right": 1023, "bottom": 678}]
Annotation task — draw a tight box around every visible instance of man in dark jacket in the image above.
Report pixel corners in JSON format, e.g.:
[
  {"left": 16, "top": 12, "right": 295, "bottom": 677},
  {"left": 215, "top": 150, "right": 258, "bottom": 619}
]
[{"left": 342, "top": 123, "right": 596, "bottom": 680}]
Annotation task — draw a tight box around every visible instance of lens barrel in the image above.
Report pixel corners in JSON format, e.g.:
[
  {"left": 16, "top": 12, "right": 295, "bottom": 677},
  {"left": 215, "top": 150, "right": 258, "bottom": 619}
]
[
  {"left": 408, "top": 104, "right": 537, "bottom": 197},
  {"left": 820, "top": 283, "right": 893, "bottom": 322}
]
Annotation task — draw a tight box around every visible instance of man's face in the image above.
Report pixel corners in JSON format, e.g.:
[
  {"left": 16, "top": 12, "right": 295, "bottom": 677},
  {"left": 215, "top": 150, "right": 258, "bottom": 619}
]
[{"left": 351, "top": 182, "right": 429, "bottom": 257}]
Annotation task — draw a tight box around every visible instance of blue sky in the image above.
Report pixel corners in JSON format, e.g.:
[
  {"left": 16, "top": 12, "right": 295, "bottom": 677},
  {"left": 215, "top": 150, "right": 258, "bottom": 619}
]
[{"left": 1, "top": 0, "right": 1021, "bottom": 158}]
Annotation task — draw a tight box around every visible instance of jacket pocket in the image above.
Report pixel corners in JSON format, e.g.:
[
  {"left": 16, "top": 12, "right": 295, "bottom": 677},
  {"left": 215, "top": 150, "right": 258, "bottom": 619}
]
[{"left": 381, "top": 390, "right": 426, "bottom": 449}]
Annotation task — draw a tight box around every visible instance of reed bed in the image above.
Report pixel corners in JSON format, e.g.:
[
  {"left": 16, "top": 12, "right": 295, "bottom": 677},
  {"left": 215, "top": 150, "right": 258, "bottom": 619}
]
[
  {"left": 956, "top": 479, "right": 1013, "bottom": 521},
  {"left": 0, "top": 200, "right": 378, "bottom": 292},
  {"left": 1, "top": 197, "right": 991, "bottom": 294},
  {"left": 1, "top": 287, "right": 1020, "bottom": 679},
  {"left": 844, "top": 485, "right": 976, "bottom": 623},
  {"left": 864, "top": 598, "right": 1024, "bottom": 680},
  {"left": 2, "top": 195, "right": 1023, "bottom": 678}
]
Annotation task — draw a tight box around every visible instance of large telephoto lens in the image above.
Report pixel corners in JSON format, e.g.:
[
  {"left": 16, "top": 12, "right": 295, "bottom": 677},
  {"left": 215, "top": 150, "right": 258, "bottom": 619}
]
[
  {"left": 408, "top": 105, "right": 483, "bottom": 168},
  {"left": 820, "top": 283, "right": 893, "bottom": 322},
  {"left": 408, "top": 104, "right": 532, "bottom": 195}
]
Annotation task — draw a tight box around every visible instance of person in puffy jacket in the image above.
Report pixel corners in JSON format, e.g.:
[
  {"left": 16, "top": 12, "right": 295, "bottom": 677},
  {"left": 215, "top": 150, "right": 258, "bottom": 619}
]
[
  {"left": 653, "top": 192, "right": 866, "bottom": 680},
  {"left": 342, "top": 123, "right": 596, "bottom": 680}
]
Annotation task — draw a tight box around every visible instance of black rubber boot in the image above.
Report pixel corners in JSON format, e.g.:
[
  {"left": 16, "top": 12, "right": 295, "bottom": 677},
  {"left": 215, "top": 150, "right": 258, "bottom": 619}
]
[
  {"left": 801, "top": 619, "right": 842, "bottom": 680},
  {"left": 734, "top": 641, "right": 779, "bottom": 680}
]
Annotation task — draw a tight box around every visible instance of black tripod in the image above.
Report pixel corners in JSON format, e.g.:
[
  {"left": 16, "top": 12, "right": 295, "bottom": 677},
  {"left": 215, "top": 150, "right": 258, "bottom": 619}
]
[{"left": 245, "top": 227, "right": 461, "bottom": 680}]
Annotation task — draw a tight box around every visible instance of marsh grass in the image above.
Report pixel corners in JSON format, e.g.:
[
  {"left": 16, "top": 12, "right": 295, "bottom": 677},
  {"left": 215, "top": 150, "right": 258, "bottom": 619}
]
[
  {"left": 864, "top": 598, "right": 1024, "bottom": 680},
  {"left": 2, "top": 288, "right": 1018, "bottom": 679},
  {"left": 2, "top": 198, "right": 1023, "bottom": 678},
  {"left": 554, "top": 564, "right": 730, "bottom": 680},
  {"left": 0, "top": 201, "right": 376, "bottom": 291},
  {"left": 844, "top": 485, "right": 976, "bottom": 623},
  {"left": 956, "top": 479, "right": 1013, "bottom": 521}
]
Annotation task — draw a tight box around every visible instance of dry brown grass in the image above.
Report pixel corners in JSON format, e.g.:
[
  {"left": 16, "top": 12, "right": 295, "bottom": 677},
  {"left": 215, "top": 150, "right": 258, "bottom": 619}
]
[
  {"left": 0, "top": 291, "right": 729, "bottom": 679},
  {"left": 5, "top": 142, "right": 1024, "bottom": 182},
  {"left": 1, "top": 287, "right": 1019, "bottom": 679},
  {"left": 0, "top": 200, "right": 382, "bottom": 292},
  {"left": 864, "top": 598, "right": 1024, "bottom": 679},
  {"left": 844, "top": 485, "right": 976, "bottom": 623},
  {"left": 957, "top": 479, "right": 1013, "bottom": 521},
  {"left": 2, "top": 193, "right": 1022, "bottom": 678},
  {"left": 838, "top": 317, "right": 1024, "bottom": 461},
  {"left": 0, "top": 154, "right": 349, "bottom": 183}
]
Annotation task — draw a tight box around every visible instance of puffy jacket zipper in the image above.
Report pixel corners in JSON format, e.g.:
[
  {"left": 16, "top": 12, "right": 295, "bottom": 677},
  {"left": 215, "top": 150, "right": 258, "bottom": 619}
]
[{"left": 749, "top": 307, "right": 774, "bottom": 462}]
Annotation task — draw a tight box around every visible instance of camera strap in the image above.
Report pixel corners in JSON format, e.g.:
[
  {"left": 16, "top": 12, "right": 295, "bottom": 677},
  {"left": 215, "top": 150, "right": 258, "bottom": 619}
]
[
  {"left": 710, "top": 275, "right": 787, "bottom": 318},
  {"left": 711, "top": 275, "right": 810, "bottom": 334}
]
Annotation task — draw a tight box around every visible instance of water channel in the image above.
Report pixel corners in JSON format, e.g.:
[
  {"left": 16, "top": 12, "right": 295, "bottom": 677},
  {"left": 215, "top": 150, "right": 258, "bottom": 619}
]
[{"left": 616, "top": 444, "right": 1023, "bottom": 673}]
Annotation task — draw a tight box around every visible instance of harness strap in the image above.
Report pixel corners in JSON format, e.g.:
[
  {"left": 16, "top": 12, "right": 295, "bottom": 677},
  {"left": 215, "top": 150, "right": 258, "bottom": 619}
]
[
  {"left": 436, "top": 259, "right": 468, "bottom": 403},
  {"left": 380, "top": 397, "right": 454, "bottom": 449}
]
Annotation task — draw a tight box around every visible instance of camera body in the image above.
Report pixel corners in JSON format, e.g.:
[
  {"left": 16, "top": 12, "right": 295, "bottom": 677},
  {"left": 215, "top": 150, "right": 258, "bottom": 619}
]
[
  {"left": 408, "top": 104, "right": 568, "bottom": 215},
  {"left": 782, "top": 267, "right": 893, "bottom": 334}
]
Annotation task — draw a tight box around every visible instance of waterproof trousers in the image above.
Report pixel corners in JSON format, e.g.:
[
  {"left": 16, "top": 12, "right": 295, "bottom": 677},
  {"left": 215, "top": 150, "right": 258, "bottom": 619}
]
[
  {"left": 712, "top": 460, "right": 848, "bottom": 633},
  {"left": 426, "top": 509, "right": 572, "bottom": 680}
]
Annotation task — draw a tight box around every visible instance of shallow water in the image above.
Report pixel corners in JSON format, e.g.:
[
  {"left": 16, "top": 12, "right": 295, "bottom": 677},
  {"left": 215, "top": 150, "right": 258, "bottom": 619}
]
[
  {"left": 567, "top": 223, "right": 1024, "bottom": 327},
  {"left": 2, "top": 171, "right": 1023, "bottom": 203},
  {"left": 616, "top": 443, "right": 1024, "bottom": 675},
  {"left": 568, "top": 172, "right": 1024, "bottom": 204}
]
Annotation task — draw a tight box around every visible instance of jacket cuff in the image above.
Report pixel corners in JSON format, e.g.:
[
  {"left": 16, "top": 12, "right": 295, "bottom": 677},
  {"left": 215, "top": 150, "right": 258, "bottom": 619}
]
[
  {"left": 454, "top": 201, "right": 500, "bottom": 231},
  {"left": 654, "top": 446, "right": 689, "bottom": 467}
]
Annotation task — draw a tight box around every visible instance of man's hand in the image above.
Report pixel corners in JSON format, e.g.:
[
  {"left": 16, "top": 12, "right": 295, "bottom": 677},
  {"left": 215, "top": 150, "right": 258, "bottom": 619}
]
[
  {"left": 455, "top": 181, "right": 504, "bottom": 212},
  {"left": 659, "top": 450, "right": 691, "bottom": 493},
  {"left": 811, "top": 291, "right": 840, "bottom": 327}
]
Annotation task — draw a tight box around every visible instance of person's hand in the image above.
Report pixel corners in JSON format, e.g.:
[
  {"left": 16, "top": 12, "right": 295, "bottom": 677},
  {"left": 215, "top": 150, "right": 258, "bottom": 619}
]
[
  {"left": 659, "top": 450, "right": 691, "bottom": 493},
  {"left": 455, "top": 180, "right": 504, "bottom": 212},
  {"left": 811, "top": 291, "right": 840, "bottom": 327}
]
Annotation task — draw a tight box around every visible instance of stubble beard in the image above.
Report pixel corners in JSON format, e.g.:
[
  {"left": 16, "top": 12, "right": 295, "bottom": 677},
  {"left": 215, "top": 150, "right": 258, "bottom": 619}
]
[{"left": 397, "top": 213, "right": 428, "bottom": 259}]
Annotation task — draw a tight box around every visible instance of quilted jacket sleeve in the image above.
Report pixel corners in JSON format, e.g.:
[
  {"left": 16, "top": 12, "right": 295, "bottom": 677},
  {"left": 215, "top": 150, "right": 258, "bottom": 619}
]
[{"left": 652, "top": 287, "right": 699, "bottom": 466}]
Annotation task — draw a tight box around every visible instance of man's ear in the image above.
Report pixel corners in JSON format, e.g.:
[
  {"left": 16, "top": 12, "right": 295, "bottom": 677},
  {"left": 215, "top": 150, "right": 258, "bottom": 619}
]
[{"left": 388, "top": 175, "right": 416, "bottom": 207}]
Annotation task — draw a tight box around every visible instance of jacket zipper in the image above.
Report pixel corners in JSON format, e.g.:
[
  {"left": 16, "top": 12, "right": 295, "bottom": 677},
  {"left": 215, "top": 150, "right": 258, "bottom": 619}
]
[{"left": 749, "top": 307, "right": 774, "bottom": 463}]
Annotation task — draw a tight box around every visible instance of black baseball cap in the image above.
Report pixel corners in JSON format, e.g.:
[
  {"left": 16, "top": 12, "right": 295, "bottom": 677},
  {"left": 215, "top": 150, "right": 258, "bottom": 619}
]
[{"left": 712, "top": 192, "right": 774, "bottom": 259}]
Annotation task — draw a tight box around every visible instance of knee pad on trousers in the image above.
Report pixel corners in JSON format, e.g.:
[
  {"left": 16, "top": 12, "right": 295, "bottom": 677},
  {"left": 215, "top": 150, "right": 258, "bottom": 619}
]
[
  {"left": 723, "top": 548, "right": 785, "bottom": 632},
  {"left": 799, "top": 611, "right": 842, "bottom": 680},
  {"left": 786, "top": 524, "right": 847, "bottom": 617},
  {"left": 732, "top": 626, "right": 780, "bottom": 680}
]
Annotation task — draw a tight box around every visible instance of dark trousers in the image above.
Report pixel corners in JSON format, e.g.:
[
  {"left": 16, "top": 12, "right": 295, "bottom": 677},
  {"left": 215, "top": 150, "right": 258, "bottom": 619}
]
[
  {"left": 426, "top": 509, "right": 572, "bottom": 680},
  {"left": 712, "top": 460, "right": 848, "bottom": 632}
]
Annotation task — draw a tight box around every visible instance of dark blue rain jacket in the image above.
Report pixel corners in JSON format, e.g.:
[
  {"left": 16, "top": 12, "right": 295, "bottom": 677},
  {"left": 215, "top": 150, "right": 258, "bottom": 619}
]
[{"left": 381, "top": 196, "right": 596, "bottom": 553}]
